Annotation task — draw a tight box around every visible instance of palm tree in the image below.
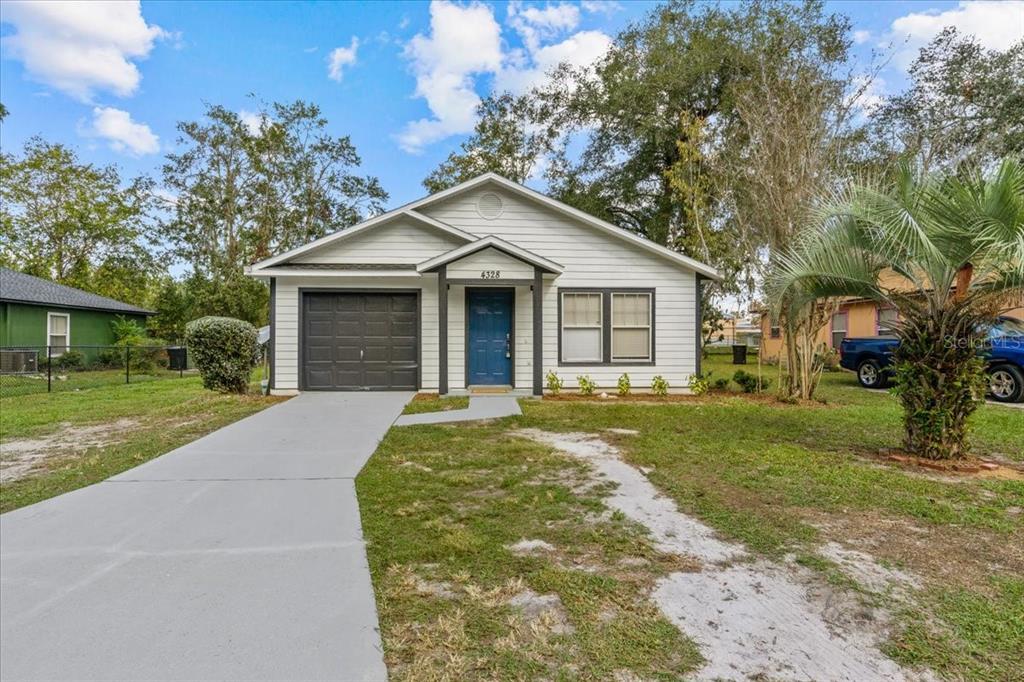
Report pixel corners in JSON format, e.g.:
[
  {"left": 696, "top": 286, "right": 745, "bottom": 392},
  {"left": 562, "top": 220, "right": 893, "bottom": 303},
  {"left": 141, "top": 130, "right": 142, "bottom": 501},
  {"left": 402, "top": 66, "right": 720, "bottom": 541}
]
[{"left": 769, "top": 159, "right": 1024, "bottom": 459}]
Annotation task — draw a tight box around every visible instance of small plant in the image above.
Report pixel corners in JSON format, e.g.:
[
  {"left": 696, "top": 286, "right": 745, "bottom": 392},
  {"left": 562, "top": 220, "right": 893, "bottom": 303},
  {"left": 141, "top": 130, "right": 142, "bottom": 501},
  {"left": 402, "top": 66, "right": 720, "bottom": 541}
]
[
  {"left": 733, "top": 370, "right": 772, "bottom": 393},
  {"left": 651, "top": 375, "right": 669, "bottom": 396},
  {"left": 577, "top": 375, "right": 597, "bottom": 396},
  {"left": 688, "top": 373, "right": 710, "bottom": 396},
  {"left": 617, "top": 373, "right": 631, "bottom": 396},
  {"left": 185, "top": 316, "right": 259, "bottom": 394},
  {"left": 713, "top": 377, "right": 730, "bottom": 390},
  {"left": 545, "top": 370, "right": 563, "bottom": 395},
  {"left": 53, "top": 350, "right": 84, "bottom": 370}
]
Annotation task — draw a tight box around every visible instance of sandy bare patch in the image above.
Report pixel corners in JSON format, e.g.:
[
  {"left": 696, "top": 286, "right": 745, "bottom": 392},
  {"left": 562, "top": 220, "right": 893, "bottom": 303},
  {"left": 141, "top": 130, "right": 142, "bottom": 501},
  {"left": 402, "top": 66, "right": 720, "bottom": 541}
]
[
  {"left": 819, "top": 541, "right": 921, "bottom": 593},
  {"left": 517, "top": 429, "right": 933, "bottom": 682},
  {"left": 507, "top": 588, "right": 575, "bottom": 635},
  {"left": 0, "top": 419, "right": 139, "bottom": 483},
  {"left": 507, "top": 538, "right": 556, "bottom": 555}
]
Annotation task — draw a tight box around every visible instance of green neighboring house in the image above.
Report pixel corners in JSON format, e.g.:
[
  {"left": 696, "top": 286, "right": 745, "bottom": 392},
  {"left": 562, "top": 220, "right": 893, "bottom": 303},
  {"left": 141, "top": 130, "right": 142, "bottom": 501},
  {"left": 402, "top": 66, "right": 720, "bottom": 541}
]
[{"left": 0, "top": 267, "right": 152, "bottom": 361}]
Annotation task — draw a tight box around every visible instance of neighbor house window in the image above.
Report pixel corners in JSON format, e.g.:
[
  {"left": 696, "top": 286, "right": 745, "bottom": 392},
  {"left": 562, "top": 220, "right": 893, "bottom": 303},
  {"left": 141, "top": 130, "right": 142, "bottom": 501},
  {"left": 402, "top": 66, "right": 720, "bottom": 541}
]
[
  {"left": 47, "top": 312, "right": 69, "bottom": 354},
  {"left": 877, "top": 307, "right": 898, "bottom": 335},
  {"left": 611, "top": 293, "right": 652, "bottom": 361},
  {"left": 560, "top": 292, "right": 603, "bottom": 362},
  {"left": 831, "top": 311, "right": 848, "bottom": 349},
  {"left": 770, "top": 319, "right": 781, "bottom": 339}
]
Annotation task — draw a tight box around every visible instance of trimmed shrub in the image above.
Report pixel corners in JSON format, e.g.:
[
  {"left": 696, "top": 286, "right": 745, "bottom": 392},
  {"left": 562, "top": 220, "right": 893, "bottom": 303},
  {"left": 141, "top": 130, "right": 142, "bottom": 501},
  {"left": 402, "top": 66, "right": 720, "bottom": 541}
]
[
  {"left": 651, "top": 375, "right": 669, "bottom": 396},
  {"left": 185, "top": 316, "right": 259, "bottom": 394},
  {"left": 545, "top": 370, "right": 563, "bottom": 395},
  {"left": 53, "top": 350, "right": 85, "bottom": 370},
  {"left": 617, "top": 373, "right": 631, "bottom": 396},
  {"left": 733, "top": 369, "right": 771, "bottom": 393},
  {"left": 577, "top": 375, "right": 597, "bottom": 396},
  {"left": 688, "top": 373, "right": 710, "bottom": 395}
]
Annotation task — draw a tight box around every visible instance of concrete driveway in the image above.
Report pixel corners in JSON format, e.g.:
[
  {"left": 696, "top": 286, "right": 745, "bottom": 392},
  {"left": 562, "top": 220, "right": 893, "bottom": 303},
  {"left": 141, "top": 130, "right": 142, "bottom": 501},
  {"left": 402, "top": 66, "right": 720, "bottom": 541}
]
[{"left": 1, "top": 391, "right": 412, "bottom": 681}]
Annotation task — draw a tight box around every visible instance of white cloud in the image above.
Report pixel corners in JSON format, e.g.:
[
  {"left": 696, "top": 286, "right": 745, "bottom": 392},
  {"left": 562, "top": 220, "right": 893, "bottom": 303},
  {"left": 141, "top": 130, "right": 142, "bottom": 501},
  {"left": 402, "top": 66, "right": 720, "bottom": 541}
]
[
  {"left": 326, "top": 37, "right": 359, "bottom": 82},
  {"left": 397, "top": 1, "right": 503, "bottom": 152},
  {"left": 496, "top": 29, "right": 611, "bottom": 95},
  {"left": 581, "top": 0, "right": 622, "bottom": 15},
  {"left": 852, "top": 29, "right": 872, "bottom": 45},
  {"left": 396, "top": 0, "right": 611, "bottom": 153},
  {"left": 889, "top": 1, "right": 1024, "bottom": 68},
  {"left": 1, "top": 0, "right": 166, "bottom": 101},
  {"left": 847, "top": 75, "right": 886, "bottom": 116},
  {"left": 238, "top": 109, "right": 266, "bottom": 136},
  {"left": 87, "top": 106, "right": 159, "bottom": 155}
]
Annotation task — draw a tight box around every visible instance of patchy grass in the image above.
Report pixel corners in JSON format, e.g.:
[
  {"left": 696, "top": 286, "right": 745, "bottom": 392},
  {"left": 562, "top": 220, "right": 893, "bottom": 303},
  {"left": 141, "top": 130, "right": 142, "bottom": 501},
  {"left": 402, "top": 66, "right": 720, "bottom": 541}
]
[
  {"left": 0, "top": 368, "right": 193, "bottom": 398},
  {"left": 885, "top": 577, "right": 1024, "bottom": 681},
  {"left": 360, "top": 355, "right": 1020, "bottom": 680},
  {"left": 402, "top": 394, "right": 470, "bottom": 415},
  {"left": 0, "top": 377, "right": 284, "bottom": 512},
  {"left": 356, "top": 423, "right": 701, "bottom": 680}
]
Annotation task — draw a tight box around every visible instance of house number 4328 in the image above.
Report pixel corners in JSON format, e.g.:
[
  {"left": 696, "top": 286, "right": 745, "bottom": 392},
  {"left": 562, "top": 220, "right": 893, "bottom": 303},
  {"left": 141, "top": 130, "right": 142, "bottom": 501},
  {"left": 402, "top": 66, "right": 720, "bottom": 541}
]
[{"left": 481, "top": 270, "right": 501, "bottom": 279}]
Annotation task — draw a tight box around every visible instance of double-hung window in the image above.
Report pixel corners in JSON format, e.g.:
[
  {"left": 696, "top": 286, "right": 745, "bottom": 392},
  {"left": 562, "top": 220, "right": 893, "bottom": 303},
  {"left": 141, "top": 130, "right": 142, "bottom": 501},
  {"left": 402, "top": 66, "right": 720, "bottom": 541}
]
[
  {"left": 559, "top": 290, "right": 654, "bottom": 364},
  {"left": 611, "top": 293, "right": 652, "bottom": 361},
  {"left": 877, "top": 307, "right": 898, "bottom": 336},
  {"left": 560, "top": 292, "right": 603, "bottom": 362},
  {"left": 47, "top": 312, "right": 70, "bottom": 354}
]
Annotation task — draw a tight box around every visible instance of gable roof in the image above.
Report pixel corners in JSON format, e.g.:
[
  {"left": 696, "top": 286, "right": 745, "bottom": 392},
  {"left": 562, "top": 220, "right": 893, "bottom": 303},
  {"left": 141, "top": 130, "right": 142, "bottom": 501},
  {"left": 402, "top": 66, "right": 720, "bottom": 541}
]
[
  {"left": 249, "top": 173, "right": 721, "bottom": 280},
  {"left": 416, "top": 236, "right": 564, "bottom": 274},
  {"left": 0, "top": 267, "right": 153, "bottom": 315}
]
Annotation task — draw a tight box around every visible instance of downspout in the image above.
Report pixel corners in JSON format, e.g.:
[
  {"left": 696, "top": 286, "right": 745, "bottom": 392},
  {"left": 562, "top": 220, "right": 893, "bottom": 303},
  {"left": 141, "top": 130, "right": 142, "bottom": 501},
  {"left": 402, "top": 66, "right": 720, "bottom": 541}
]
[{"left": 695, "top": 274, "right": 704, "bottom": 377}]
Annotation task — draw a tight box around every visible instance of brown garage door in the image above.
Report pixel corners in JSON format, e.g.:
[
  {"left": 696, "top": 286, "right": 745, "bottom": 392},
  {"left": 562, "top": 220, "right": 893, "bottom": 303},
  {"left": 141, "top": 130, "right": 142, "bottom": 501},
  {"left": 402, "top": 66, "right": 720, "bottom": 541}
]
[{"left": 301, "top": 292, "right": 419, "bottom": 390}]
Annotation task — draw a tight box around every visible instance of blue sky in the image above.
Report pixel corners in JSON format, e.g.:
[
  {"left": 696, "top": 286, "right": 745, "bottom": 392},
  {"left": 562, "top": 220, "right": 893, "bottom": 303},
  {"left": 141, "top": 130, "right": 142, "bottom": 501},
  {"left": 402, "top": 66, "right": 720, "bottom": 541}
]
[{"left": 2, "top": 1, "right": 1022, "bottom": 208}]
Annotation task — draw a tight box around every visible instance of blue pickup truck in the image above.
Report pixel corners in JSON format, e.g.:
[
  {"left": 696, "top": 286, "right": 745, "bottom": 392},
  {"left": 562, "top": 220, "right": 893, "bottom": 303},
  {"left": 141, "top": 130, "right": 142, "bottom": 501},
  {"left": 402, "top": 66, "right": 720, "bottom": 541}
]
[{"left": 838, "top": 316, "right": 1024, "bottom": 402}]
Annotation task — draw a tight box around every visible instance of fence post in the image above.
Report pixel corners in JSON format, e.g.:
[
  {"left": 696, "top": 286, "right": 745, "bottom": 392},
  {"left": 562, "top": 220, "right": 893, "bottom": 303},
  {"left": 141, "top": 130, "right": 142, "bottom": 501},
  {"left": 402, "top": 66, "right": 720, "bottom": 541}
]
[
  {"left": 125, "top": 346, "right": 130, "bottom": 384},
  {"left": 47, "top": 345, "right": 52, "bottom": 393}
]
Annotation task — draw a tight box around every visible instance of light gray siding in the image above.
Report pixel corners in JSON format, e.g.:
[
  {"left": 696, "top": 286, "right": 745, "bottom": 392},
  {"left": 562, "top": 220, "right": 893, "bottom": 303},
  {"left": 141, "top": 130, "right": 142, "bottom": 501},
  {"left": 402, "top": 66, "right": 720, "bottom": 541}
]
[
  {"left": 269, "top": 183, "right": 700, "bottom": 393},
  {"left": 422, "top": 188, "right": 697, "bottom": 390}
]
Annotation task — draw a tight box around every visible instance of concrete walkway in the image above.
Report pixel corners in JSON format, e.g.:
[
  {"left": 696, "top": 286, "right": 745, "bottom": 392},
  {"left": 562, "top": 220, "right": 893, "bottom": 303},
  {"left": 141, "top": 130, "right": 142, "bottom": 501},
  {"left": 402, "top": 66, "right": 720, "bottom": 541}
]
[
  {"left": 0, "top": 391, "right": 412, "bottom": 681},
  {"left": 394, "top": 395, "right": 522, "bottom": 426}
]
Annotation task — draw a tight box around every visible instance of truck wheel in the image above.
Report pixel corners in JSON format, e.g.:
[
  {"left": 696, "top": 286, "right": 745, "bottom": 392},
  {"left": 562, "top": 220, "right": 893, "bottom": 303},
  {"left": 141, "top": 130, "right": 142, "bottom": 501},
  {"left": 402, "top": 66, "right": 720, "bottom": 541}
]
[
  {"left": 857, "top": 359, "right": 888, "bottom": 389},
  {"left": 989, "top": 364, "right": 1024, "bottom": 403}
]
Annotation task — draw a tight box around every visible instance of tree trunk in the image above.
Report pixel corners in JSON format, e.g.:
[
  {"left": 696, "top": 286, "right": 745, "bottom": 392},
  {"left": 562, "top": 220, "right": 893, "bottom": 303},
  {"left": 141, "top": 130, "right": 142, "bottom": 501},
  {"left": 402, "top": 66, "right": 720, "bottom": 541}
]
[{"left": 891, "top": 307, "right": 986, "bottom": 460}]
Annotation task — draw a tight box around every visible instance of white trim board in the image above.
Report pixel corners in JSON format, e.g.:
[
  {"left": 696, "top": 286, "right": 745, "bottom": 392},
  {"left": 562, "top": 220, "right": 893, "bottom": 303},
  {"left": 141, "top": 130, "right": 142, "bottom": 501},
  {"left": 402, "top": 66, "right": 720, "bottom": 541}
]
[{"left": 248, "top": 173, "right": 721, "bottom": 280}]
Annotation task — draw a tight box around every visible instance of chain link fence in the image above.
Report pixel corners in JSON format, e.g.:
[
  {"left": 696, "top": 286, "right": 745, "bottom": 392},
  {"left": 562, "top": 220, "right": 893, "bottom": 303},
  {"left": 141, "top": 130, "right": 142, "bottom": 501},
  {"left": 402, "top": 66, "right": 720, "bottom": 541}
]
[{"left": 0, "top": 345, "right": 193, "bottom": 397}]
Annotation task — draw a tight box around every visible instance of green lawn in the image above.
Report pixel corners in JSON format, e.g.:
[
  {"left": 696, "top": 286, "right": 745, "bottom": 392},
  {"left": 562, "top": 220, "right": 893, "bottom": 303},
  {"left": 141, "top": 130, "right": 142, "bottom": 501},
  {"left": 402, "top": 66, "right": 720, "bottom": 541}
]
[
  {"left": 0, "top": 376, "right": 284, "bottom": 513},
  {"left": 401, "top": 394, "right": 470, "bottom": 415},
  {"left": 358, "top": 357, "right": 1022, "bottom": 681}
]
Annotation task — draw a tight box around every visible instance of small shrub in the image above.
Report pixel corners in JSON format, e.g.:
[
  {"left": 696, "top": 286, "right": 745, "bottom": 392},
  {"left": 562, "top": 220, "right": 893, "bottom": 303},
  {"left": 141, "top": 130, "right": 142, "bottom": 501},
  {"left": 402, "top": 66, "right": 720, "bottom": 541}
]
[
  {"left": 651, "top": 375, "right": 669, "bottom": 396},
  {"left": 53, "top": 350, "right": 84, "bottom": 370},
  {"left": 577, "top": 375, "right": 597, "bottom": 396},
  {"left": 617, "top": 373, "right": 631, "bottom": 396},
  {"left": 733, "top": 369, "right": 772, "bottom": 393},
  {"left": 185, "top": 316, "right": 259, "bottom": 394},
  {"left": 688, "top": 373, "right": 710, "bottom": 396},
  {"left": 545, "top": 370, "right": 563, "bottom": 395},
  {"left": 95, "top": 347, "right": 123, "bottom": 368},
  {"left": 713, "top": 377, "right": 730, "bottom": 390}
]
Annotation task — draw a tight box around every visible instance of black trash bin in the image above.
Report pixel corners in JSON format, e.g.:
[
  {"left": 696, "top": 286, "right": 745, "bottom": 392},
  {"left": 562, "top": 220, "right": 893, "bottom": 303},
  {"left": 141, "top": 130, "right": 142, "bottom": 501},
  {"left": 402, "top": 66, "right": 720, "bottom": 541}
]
[
  {"left": 731, "top": 344, "right": 748, "bottom": 365},
  {"left": 167, "top": 346, "right": 187, "bottom": 371}
]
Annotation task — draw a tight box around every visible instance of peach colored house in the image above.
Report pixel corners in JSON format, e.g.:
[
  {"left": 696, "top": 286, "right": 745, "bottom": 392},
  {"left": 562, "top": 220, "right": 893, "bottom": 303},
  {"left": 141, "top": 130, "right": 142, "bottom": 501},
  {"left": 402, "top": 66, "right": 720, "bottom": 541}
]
[{"left": 757, "top": 272, "right": 1024, "bottom": 362}]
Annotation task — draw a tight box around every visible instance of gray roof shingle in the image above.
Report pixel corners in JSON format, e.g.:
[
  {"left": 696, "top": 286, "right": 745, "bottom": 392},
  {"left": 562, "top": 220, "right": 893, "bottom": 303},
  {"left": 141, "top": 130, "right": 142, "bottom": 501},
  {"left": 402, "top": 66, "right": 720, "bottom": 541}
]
[{"left": 0, "top": 268, "right": 153, "bottom": 315}]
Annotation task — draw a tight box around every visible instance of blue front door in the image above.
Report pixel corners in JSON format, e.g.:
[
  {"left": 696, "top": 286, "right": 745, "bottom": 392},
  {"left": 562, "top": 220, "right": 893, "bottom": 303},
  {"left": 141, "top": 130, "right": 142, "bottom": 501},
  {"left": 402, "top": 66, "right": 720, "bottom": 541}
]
[{"left": 467, "top": 289, "right": 513, "bottom": 385}]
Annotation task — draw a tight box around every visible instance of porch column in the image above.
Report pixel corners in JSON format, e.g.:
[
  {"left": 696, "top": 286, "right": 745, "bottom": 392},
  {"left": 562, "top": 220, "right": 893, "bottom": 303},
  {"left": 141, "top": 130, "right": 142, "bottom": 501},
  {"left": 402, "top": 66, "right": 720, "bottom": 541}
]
[
  {"left": 438, "top": 265, "right": 448, "bottom": 395},
  {"left": 533, "top": 266, "right": 543, "bottom": 396}
]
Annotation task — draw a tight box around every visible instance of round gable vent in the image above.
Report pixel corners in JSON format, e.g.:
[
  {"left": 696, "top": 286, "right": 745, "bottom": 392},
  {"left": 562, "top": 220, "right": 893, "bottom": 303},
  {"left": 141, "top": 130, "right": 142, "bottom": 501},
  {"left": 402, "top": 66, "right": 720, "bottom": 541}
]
[{"left": 476, "top": 192, "right": 504, "bottom": 219}]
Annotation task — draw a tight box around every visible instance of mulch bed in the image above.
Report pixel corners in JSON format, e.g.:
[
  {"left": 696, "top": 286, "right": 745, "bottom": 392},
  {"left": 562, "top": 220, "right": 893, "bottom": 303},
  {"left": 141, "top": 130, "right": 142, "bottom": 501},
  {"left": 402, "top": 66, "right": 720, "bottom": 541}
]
[
  {"left": 873, "top": 449, "right": 1024, "bottom": 480},
  {"left": 542, "top": 390, "right": 826, "bottom": 408}
]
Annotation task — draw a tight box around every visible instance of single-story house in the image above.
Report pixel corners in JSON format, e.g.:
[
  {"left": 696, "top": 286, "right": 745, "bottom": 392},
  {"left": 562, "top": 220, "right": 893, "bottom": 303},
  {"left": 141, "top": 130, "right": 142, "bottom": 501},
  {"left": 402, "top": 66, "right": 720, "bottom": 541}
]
[
  {"left": 246, "top": 173, "right": 721, "bottom": 395},
  {"left": 757, "top": 271, "right": 1024, "bottom": 362},
  {"left": 0, "top": 267, "right": 152, "bottom": 360}
]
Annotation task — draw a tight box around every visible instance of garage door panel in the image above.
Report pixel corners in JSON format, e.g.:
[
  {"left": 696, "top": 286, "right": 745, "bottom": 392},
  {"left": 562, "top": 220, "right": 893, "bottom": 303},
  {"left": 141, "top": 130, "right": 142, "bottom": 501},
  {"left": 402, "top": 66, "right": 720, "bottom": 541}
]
[{"left": 302, "top": 292, "right": 419, "bottom": 390}]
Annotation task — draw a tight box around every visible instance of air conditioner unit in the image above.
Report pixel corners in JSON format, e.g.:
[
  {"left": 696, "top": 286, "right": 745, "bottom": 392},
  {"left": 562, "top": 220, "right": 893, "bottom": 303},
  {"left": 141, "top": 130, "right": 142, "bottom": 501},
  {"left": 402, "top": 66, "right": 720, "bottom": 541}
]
[{"left": 0, "top": 350, "right": 39, "bottom": 374}]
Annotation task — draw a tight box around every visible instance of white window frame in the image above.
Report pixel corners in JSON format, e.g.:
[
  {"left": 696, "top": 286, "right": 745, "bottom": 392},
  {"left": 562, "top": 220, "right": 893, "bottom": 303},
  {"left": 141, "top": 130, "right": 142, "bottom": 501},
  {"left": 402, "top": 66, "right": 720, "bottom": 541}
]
[
  {"left": 47, "top": 312, "right": 70, "bottom": 355},
  {"left": 611, "top": 292, "right": 652, "bottom": 361},
  {"left": 560, "top": 291, "right": 603, "bottom": 363}
]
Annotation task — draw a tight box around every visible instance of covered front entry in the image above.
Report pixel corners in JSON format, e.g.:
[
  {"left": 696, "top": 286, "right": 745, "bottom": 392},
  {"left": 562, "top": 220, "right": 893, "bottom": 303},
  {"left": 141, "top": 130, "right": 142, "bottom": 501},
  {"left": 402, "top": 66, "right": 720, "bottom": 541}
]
[{"left": 466, "top": 288, "right": 513, "bottom": 386}]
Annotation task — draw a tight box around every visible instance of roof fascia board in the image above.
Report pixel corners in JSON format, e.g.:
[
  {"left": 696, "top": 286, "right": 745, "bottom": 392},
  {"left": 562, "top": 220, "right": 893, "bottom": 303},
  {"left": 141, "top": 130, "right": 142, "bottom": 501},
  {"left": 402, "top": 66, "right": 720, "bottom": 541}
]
[
  {"left": 417, "top": 236, "right": 564, "bottom": 274},
  {"left": 250, "top": 209, "right": 473, "bottom": 270},
  {"left": 417, "top": 173, "right": 722, "bottom": 280}
]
